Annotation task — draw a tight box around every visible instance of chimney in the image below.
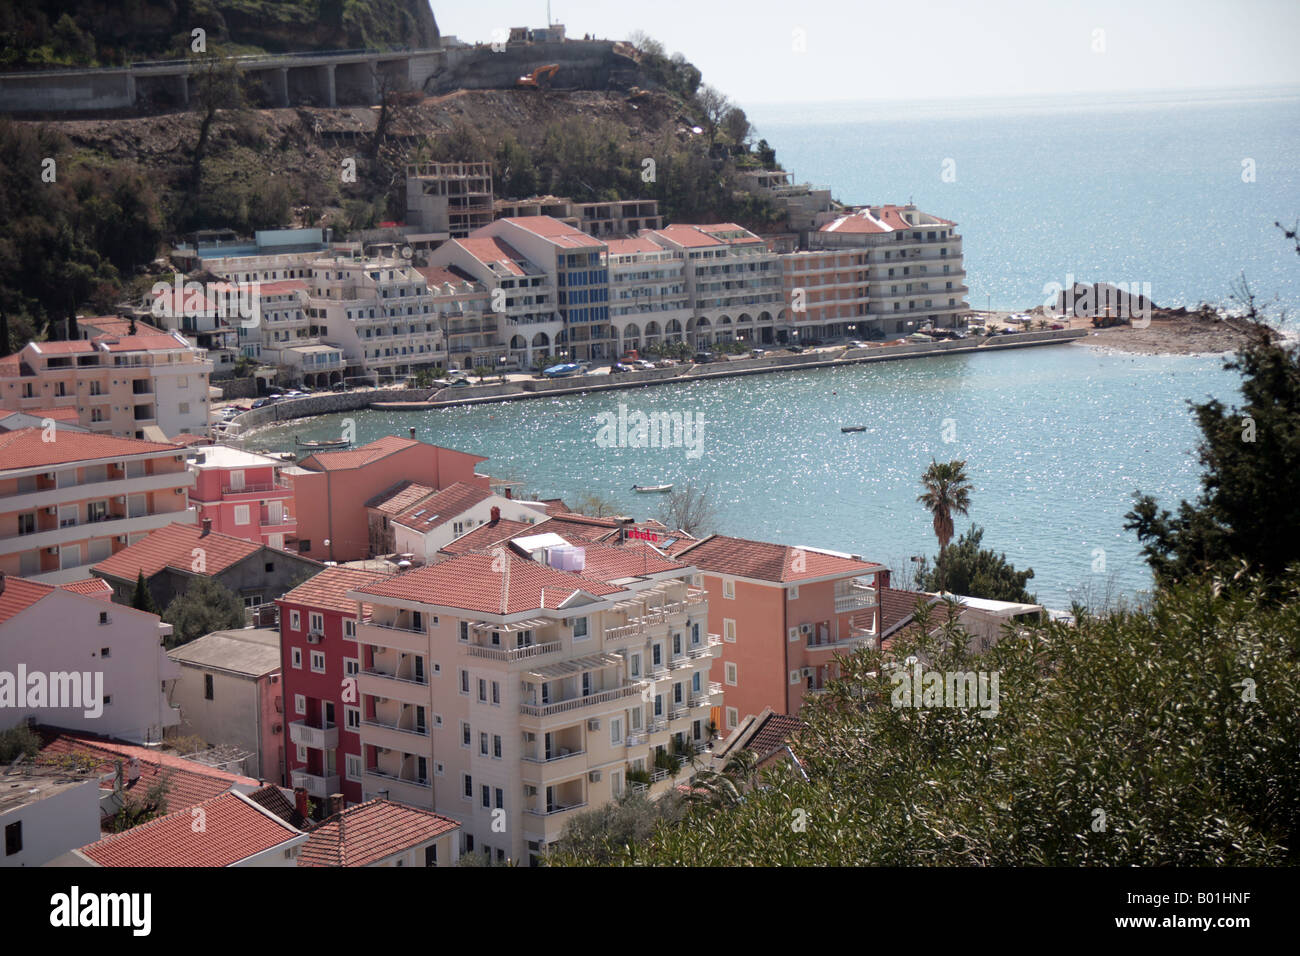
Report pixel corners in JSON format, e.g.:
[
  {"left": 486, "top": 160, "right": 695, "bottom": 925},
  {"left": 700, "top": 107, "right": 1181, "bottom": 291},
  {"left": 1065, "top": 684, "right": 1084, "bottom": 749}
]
[
  {"left": 409, "top": 427, "right": 416, "bottom": 439},
  {"left": 504, "top": 487, "right": 512, "bottom": 500},
  {"left": 878, "top": 569, "right": 891, "bottom": 591},
  {"left": 127, "top": 757, "right": 141, "bottom": 784},
  {"left": 328, "top": 792, "right": 345, "bottom": 817},
  {"left": 294, "top": 786, "right": 309, "bottom": 820},
  {"left": 201, "top": 517, "right": 212, "bottom": 536},
  {"left": 489, "top": 506, "right": 500, "bottom": 524}
]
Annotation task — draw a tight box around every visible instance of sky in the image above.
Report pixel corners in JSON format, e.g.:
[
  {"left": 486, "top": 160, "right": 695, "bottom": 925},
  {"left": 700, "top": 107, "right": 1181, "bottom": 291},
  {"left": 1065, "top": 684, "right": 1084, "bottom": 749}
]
[{"left": 432, "top": 0, "right": 1300, "bottom": 109}]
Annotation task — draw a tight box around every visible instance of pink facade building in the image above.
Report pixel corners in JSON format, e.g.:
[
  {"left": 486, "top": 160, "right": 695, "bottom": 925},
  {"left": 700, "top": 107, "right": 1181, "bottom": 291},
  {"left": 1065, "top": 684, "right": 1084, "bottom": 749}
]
[{"left": 190, "top": 445, "right": 296, "bottom": 549}]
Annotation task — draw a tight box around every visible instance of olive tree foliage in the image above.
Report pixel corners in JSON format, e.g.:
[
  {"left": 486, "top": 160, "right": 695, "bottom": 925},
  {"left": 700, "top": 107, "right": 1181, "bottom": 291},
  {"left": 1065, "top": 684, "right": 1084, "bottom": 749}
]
[{"left": 550, "top": 573, "right": 1300, "bottom": 865}]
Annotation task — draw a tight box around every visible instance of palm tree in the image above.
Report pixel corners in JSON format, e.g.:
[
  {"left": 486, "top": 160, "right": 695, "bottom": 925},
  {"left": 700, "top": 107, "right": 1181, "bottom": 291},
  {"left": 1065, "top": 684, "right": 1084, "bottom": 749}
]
[
  {"left": 917, "top": 459, "right": 973, "bottom": 591},
  {"left": 687, "top": 749, "right": 760, "bottom": 809}
]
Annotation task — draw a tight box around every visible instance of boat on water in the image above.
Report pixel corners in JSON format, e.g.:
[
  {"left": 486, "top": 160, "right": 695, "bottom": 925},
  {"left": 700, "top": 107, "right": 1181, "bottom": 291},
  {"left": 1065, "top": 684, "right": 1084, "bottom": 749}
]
[
  {"left": 632, "top": 484, "right": 673, "bottom": 493},
  {"left": 296, "top": 436, "right": 352, "bottom": 449},
  {"left": 841, "top": 426, "right": 867, "bottom": 433}
]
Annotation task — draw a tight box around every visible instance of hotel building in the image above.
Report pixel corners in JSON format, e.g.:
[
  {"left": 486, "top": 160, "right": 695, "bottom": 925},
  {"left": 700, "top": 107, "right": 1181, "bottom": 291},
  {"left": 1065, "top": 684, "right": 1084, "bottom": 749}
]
[{"left": 604, "top": 237, "right": 691, "bottom": 357}]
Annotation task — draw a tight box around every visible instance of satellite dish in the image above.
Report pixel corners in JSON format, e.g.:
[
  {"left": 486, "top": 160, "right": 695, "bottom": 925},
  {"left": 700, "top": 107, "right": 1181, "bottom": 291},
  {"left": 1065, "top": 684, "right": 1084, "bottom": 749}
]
[{"left": 401, "top": 246, "right": 413, "bottom": 259}]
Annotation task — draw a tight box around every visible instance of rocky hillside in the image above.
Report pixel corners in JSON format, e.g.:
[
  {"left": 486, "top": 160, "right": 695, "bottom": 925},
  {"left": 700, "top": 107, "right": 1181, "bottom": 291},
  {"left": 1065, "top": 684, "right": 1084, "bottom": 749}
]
[{"left": 0, "top": 0, "right": 440, "bottom": 70}]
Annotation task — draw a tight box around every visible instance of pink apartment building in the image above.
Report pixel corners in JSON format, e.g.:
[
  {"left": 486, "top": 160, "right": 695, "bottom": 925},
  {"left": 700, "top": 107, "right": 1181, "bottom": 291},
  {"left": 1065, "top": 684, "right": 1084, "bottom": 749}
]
[
  {"left": 190, "top": 445, "right": 296, "bottom": 549},
  {"left": 674, "top": 534, "right": 888, "bottom": 729}
]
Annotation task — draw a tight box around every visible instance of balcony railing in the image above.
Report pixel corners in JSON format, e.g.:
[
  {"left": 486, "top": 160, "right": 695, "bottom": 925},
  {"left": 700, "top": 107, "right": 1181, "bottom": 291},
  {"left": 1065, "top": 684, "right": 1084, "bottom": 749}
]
[
  {"left": 361, "top": 618, "right": 424, "bottom": 635},
  {"left": 365, "top": 767, "right": 431, "bottom": 789},
  {"left": 222, "top": 480, "right": 290, "bottom": 496},
  {"left": 360, "top": 718, "right": 429, "bottom": 739},
  {"left": 521, "top": 747, "right": 586, "bottom": 763},
  {"left": 465, "top": 641, "right": 561, "bottom": 662},
  {"left": 289, "top": 719, "right": 338, "bottom": 750},
  {"left": 520, "top": 683, "right": 644, "bottom": 718},
  {"left": 525, "top": 802, "right": 587, "bottom": 817},
  {"left": 834, "top": 585, "right": 878, "bottom": 614}
]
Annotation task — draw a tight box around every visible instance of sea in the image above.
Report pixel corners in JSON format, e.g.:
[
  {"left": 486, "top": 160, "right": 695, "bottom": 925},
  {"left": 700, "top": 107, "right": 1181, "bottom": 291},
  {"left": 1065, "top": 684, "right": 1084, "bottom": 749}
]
[{"left": 254, "top": 87, "right": 1300, "bottom": 609}]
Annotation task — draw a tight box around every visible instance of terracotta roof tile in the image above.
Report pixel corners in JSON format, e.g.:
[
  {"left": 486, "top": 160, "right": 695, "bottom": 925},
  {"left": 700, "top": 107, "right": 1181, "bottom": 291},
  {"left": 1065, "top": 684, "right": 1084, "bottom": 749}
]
[
  {"left": 298, "top": 799, "right": 459, "bottom": 867},
  {"left": 0, "top": 577, "right": 55, "bottom": 625},
  {"left": 92, "top": 522, "right": 260, "bottom": 582},
  {"left": 675, "top": 534, "right": 881, "bottom": 583},
  {"left": 0, "top": 428, "right": 181, "bottom": 471},
  {"left": 392, "top": 482, "right": 492, "bottom": 534},
  {"left": 60, "top": 578, "right": 114, "bottom": 600},
  {"left": 280, "top": 566, "right": 387, "bottom": 616},
  {"left": 440, "top": 518, "right": 534, "bottom": 556},
  {"left": 364, "top": 480, "right": 438, "bottom": 515}
]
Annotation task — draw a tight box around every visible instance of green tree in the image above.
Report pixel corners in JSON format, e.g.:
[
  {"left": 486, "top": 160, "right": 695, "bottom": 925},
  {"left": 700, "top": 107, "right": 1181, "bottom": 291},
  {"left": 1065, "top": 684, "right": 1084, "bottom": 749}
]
[
  {"left": 162, "top": 576, "right": 245, "bottom": 648},
  {"left": 130, "top": 570, "right": 161, "bottom": 615},
  {"left": 0, "top": 723, "right": 41, "bottom": 763},
  {"left": 545, "top": 789, "right": 685, "bottom": 866},
  {"left": 915, "top": 525, "right": 1035, "bottom": 603},
  {"left": 917, "top": 459, "right": 973, "bottom": 588},
  {"left": 550, "top": 570, "right": 1300, "bottom": 866}
]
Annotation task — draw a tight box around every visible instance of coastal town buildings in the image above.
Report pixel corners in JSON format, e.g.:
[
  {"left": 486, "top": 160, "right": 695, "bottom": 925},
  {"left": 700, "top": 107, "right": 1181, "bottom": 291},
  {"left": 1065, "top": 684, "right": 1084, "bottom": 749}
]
[
  {"left": 344, "top": 536, "right": 718, "bottom": 864},
  {"left": 371, "top": 482, "right": 549, "bottom": 563},
  {"left": 605, "top": 236, "right": 691, "bottom": 356},
  {"left": 643, "top": 223, "right": 784, "bottom": 348},
  {"left": 189, "top": 445, "right": 297, "bottom": 549},
  {"left": 277, "top": 565, "right": 386, "bottom": 806},
  {"left": 405, "top": 161, "right": 495, "bottom": 240},
  {"left": 737, "top": 169, "right": 834, "bottom": 234},
  {"left": 0, "top": 430, "right": 195, "bottom": 583},
  {"left": 166, "top": 627, "right": 284, "bottom": 780},
  {"left": 494, "top": 196, "right": 663, "bottom": 238},
  {"left": 297, "top": 798, "right": 462, "bottom": 866},
  {"left": 0, "top": 333, "right": 213, "bottom": 439},
  {"left": 414, "top": 266, "right": 501, "bottom": 371},
  {"left": 91, "top": 520, "right": 322, "bottom": 613},
  {"left": 284, "top": 435, "right": 489, "bottom": 562},
  {"left": 674, "top": 534, "right": 888, "bottom": 728},
  {"left": 0, "top": 574, "right": 181, "bottom": 742}
]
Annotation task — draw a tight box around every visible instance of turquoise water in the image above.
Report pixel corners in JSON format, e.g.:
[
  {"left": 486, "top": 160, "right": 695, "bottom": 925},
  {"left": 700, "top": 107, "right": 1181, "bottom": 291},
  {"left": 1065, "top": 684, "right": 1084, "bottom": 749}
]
[
  {"left": 747, "top": 87, "right": 1300, "bottom": 317},
  {"left": 258, "top": 345, "right": 1239, "bottom": 608}
]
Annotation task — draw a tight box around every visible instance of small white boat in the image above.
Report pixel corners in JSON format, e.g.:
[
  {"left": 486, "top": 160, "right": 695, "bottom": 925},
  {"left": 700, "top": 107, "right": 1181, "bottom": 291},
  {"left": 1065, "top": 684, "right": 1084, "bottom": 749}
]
[{"left": 632, "top": 484, "right": 673, "bottom": 493}]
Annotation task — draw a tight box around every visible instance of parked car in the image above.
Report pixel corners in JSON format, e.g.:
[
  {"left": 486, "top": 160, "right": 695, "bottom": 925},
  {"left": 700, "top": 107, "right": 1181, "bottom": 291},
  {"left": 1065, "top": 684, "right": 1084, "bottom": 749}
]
[
  {"left": 634, "top": 359, "right": 656, "bottom": 370},
  {"left": 448, "top": 378, "right": 472, "bottom": 387},
  {"left": 250, "top": 396, "right": 279, "bottom": 409},
  {"left": 786, "top": 344, "right": 804, "bottom": 353},
  {"left": 693, "top": 352, "right": 716, "bottom": 364},
  {"left": 610, "top": 362, "right": 634, "bottom": 373},
  {"left": 543, "top": 363, "right": 583, "bottom": 378},
  {"left": 1049, "top": 322, "right": 1066, "bottom": 330},
  {"left": 750, "top": 347, "right": 767, "bottom": 357},
  {"left": 654, "top": 359, "right": 677, "bottom": 369}
]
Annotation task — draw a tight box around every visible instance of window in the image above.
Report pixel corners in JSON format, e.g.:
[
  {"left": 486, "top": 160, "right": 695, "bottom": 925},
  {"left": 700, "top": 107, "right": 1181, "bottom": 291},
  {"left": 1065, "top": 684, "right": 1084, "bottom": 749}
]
[
  {"left": 425, "top": 845, "right": 438, "bottom": 867},
  {"left": 463, "top": 774, "right": 473, "bottom": 800},
  {"left": 346, "top": 754, "right": 362, "bottom": 781},
  {"left": 344, "top": 658, "right": 359, "bottom": 677},
  {"left": 344, "top": 619, "right": 357, "bottom": 640},
  {"left": 459, "top": 669, "right": 469, "bottom": 694},
  {"left": 724, "top": 619, "right": 737, "bottom": 642},
  {"left": 345, "top": 706, "right": 360, "bottom": 731},
  {"left": 726, "top": 707, "right": 739, "bottom": 730},
  {"left": 290, "top": 610, "right": 301, "bottom": 630},
  {"left": 296, "top": 744, "right": 307, "bottom": 762},
  {"left": 310, "top": 651, "right": 325, "bottom": 673},
  {"left": 611, "top": 717, "right": 623, "bottom": 746},
  {"left": 458, "top": 621, "right": 469, "bottom": 642},
  {"left": 291, "top": 648, "right": 303, "bottom": 669},
  {"left": 789, "top": 584, "right": 799, "bottom": 600},
  {"left": 495, "top": 788, "right": 504, "bottom": 810},
  {"left": 309, "top": 612, "right": 324, "bottom": 633},
  {"left": 204, "top": 674, "right": 214, "bottom": 700},
  {"left": 629, "top": 653, "right": 641, "bottom": 678},
  {"left": 491, "top": 681, "right": 500, "bottom": 705},
  {"left": 722, "top": 578, "right": 735, "bottom": 599},
  {"left": 461, "top": 722, "right": 471, "bottom": 748},
  {"left": 572, "top": 616, "right": 589, "bottom": 640},
  {"left": 478, "top": 678, "right": 487, "bottom": 702},
  {"left": 4, "top": 821, "right": 21, "bottom": 857},
  {"left": 295, "top": 694, "right": 306, "bottom": 715},
  {"left": 493, "top": 734, "right": 502, "bottom": 759},
  {"left": 234, "top": 505, "right": 250, "bottom": 525},
  {"left": 480, "top": 732, "right": 489, "bottom": 756},
  {"left": 791, "top": 670, "right": 802, "bottom": 685},
  {"left": 725, "top": 662, "right": 738, "bottom": 686},
  {"left": 481, "top": 784, "right": 491, "bottom": 808}
]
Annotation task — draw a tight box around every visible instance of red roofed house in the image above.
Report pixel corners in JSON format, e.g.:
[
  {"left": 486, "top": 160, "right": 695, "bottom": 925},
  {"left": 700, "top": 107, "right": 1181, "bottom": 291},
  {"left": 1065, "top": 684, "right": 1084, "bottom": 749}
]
[
  {"left": 64, "top": 789, "right": 307, "bottom": 867},
  {"left": 0, "top": 573, "right": 180, "bottom": 742},
  {"left": 298, "top": 797, "right": 461, "bottom": 867},
  {"left": 674, "top": 534, "right": 888, "bottom": 730},
  {"left": 0, "top": 429, "right": 195, "bottom": 584},
  {"left": 91, "top": 519, "right": 322, "bottom": 614},
  {"left": 190, "top": 444, "right": 297, "bottom": 550},
  {"left": 0, "top": 334, "right": 212, "bottom": 439},
  {"left": 345, "top": 533, "right": 718, "bottom": 864},
  {"left": 387, "top": 483, "right": 549, "bottom": 563},
  {"left": 283, "top": 434, "right": 489, "bottom": 562},
  {"left": 276, "top": 566, "right": 386, "bottom": 806}
]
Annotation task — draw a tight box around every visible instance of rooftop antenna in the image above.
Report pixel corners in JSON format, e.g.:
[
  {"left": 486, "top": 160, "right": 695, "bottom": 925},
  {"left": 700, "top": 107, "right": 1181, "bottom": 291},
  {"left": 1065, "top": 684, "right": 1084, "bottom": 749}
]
[{"left": 547, "top": 1, "right": 552, "bottom": 26}]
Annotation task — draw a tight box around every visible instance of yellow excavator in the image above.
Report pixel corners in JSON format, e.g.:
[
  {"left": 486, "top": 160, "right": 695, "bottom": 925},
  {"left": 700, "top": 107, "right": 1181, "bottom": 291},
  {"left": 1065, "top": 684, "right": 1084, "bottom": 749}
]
[{"left": 516, "top": 64, "right": 560, "bottom": 89}]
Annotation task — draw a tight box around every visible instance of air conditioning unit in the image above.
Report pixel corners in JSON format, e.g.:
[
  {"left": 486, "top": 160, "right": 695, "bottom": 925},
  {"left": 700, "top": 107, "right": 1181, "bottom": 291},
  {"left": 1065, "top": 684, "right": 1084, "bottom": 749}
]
[
  {"left": 173, "top": 488, "right": 185, "bottom": 495},
  {"left": 45, "top": 506, "right": 56, "bottom": 515},
  {"left": 47, "top": 547, "right": 59, "bottom": 555},
  {"left": 117, "top": 496, "right": 126, "bottom": 504},
  {"left": 588, "top": 770, "right": 602, "bottom": 783},
  {"left": 271, "top": 722, "right": 282, "bottom": 733},
  {"left": 375, "top": 646, "right": 386, "bottom": 654},
  {"left": 306, "top": 631, "right": 323, "bottom": 644},
  {"left": 376, "top": 697, "right": 388, "bottom": 704},
  {"left": 587, "top": 718, "right": 600, "bottom": 731},
  {"left": 799, "top": 623, "right": 813, "bottom": 635},
  {"left": 801, "top": 667, "right": 815, "bottom": 677},
  {"left": 117, "top": 536, "right": 127, "bottom": 544}
]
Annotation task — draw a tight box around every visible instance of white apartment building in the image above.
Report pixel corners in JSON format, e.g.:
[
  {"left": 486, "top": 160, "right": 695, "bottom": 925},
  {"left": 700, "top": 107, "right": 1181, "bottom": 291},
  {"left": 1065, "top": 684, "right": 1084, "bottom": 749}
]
[
  {"left": 425, "top": 236, "right": 562, "bottom": 369},
  {"left": 645, "top": 224, "right": 785, "bottom": 348},
  {"left": 604, "top": 237, "right": 691, "bottom": 357},
  {"left": 801, "top": 204, "right": 970, "bottom": 334},
  {"left": 346, "top": 537, "right": 720, "bottom": 864},
  {"left": 306, "top": 256, "right": 446, "bottom": 384}
]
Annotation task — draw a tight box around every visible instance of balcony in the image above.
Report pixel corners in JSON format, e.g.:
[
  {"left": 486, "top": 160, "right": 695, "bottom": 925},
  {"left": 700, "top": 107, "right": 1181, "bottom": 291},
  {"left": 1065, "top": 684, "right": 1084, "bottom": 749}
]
[
  {"left": 689, "top": 682, "right": 722, "bottom": 708},
  {"left": 519, "top": 683, "right": 645, "bottom": 720},
  {"left": 359, "top": 719, "right": 429, "bottom": 751},
  {"left": 357, "top": 619, "right": 428, "bottom": 654},
  {"left": 0, "top": 507, "right": 196, "bottom": 554},
  {"left": 220, "top": 480, "right": 292, "bottom": 499},
  {"left": 464, "top": 640, "right": 562, "bottom": 664},
  {"left": 0, "top": 471, "right": 193, "bottom": 515},
  {"left": 686, "top": 634, "right": 723, "bottom": 658},
  {"left": 363, "top": 768, "right": 433, "bottom": 807},
  {"left": 834, "top": 583, "right": 878, "bottom": 614},
  {"left": 807, "top": 628, "right": 875, "bottom": 651},
  {"left": 289, "top": 719, "right": 338, "bottom": 750},
  {"left": 290, "top": 768, "right": 340, "bottom": 798},
  {"left": 356, "top": 668, "right": 430, "bottom": 703}
]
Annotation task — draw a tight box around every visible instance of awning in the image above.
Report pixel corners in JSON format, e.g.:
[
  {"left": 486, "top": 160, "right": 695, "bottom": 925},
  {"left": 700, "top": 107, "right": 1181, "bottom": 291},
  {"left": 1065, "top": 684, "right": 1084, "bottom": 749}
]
[{"left": 526, "top": 652, "right": 623, "bottom": 680}]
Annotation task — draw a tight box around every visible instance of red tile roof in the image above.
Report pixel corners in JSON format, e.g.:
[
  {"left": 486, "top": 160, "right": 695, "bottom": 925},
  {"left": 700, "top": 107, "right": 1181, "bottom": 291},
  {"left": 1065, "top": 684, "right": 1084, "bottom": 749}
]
[
  {"left": 353, "top": 550, "right": 624, "bottom": 615},
  {"left": 0, "top": 576, "right": 55, "bottom": 625},
  {"left": 61, "top": 577, "right": 114, "bottom": 600},
  {"left": 675, "top": 534, "right": 882, "bottom": 583},
  {"left": 28, "top": 340, "right": 96, "bottom": 355},
  {"left": 745, "top": 711, "right": 805, "bottom": 759},
  {"left": 280, "top": 566, "right": 387, "bottom": 616},
  {"left": 392, "top": 482, "right": 492, "bottom": 533},
  {"left": 255, "top": 279, "right": 308, "bottom": 295},
  {"left": 574, "top": 540, "right": 688, "bottom": 580},
  {"left": 416, "top": 265, "right": 479, "bottom": 289},
  {"left": 92, "top": 522, "right": 259, "bottom": 582},
  {"left": 440, "top": 517, "right": 535, "bottom": 555},
  {"left": 526, "top": 514, "right": 623, "bottom": 542},
  {"left": 605, "top": 237, "right": 662, "bottom": 255},
  {"left": 501, "top": 216, "right": 606, "bottom": 249},
  {"left": 77, "top": 791, "right": 301, "bottom": 867},
  {"left": 0, "top": 428, "right": 180, "bottom": 471},
  {"left": 22, "top": 406, "right": 82, "bottom": 422},
  {"left": 299, "top": 435, "right": 479, "bottom": 472},
  {"left": 365, "top": 480, "right": 438, "bottom": 515},
  {"left": 298, "top": 799, "right": 460, "bottom": 867},
  {"left": 879, "top": 586, "right": 940, "bottom": 648},
  {"left": 95, "top": 333, "right": 192, "bottom": 352},
  {"left": 456, "top": 237, "right": 530, "bottom": 276},
  {"left": 38, "top": 728, "right": 261, "bottom": 820}
]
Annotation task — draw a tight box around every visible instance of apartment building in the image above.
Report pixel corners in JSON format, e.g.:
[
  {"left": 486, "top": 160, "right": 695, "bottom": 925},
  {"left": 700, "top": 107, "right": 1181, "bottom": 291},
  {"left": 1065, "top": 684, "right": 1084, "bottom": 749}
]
[
  {"left": 804, "top": 204, "right": 969, "bottom": 334},
  {"left": 405, "top": 161, "right": 494, "bottom": 239},
  {"left": 494, "top": 196, "right": 663, "bottom": 238},
  {"left": 0, "top": 333, "right": 213, "bottom": 439},
  {"left": 345, "top": 536, "right": 719, "bottom": 863},
  {"left": 379, "top": 483, "right": 549, "bottom": 564},
  {"left": 425, "top": 235, "right": 562, "bottom": 369},
  {"left": 0, "top": 573, "right": 181, "bottom": 743},
  {"left": 737, "top": 169, "right": 835, "bottom": 233},
  {"left": 645, "top": 223, "right": 784, "bottom": 347},
  {"left": 674, "top": 534, "right": 887, "bottom": 728},
  {"left": 415, "top": 265, "right": 502, "bottom": 372},
  {"left": 605, "top": 237, "right": 691, "bottom": 357},
  {"left": 480, "top": 217, "right": 611, "bottom": 361},
  {"left": 235, "top": 278, "right": 345, "bottom": 387},
  {"left": 285, "top": 435, "right": 489, "bottom": 562},
  {"left": 0, "top": 429, "right": 194, "bottom": 583},
  {"left": 306, "top": 256, "right": 446, "bottom": 384},
  {"left": 190, "top": 445, "right": 296, "bottom": 549}
]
